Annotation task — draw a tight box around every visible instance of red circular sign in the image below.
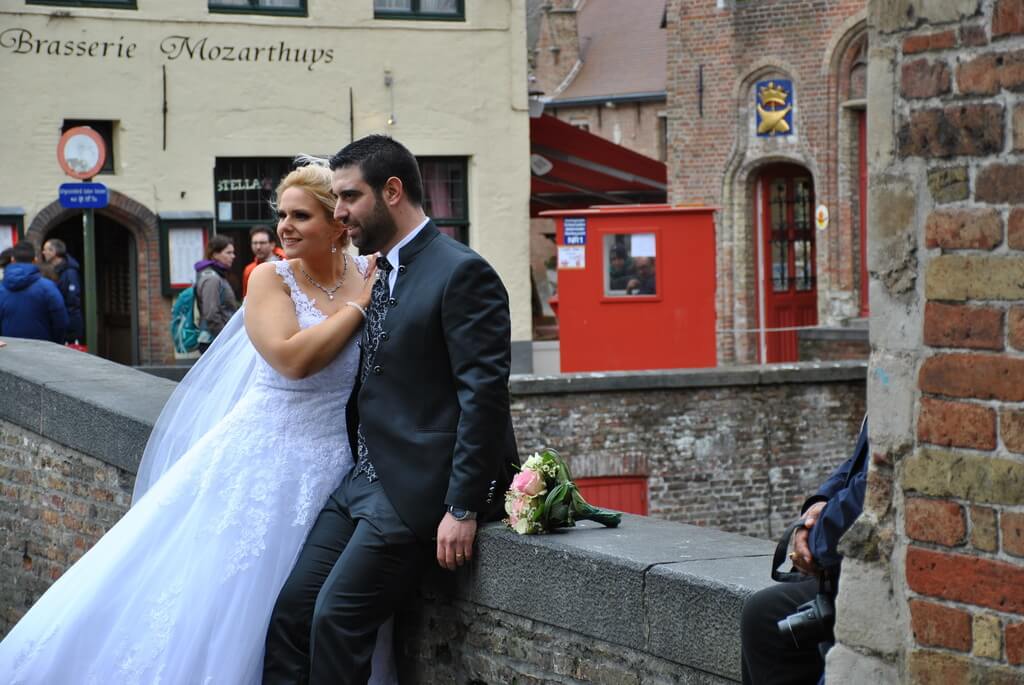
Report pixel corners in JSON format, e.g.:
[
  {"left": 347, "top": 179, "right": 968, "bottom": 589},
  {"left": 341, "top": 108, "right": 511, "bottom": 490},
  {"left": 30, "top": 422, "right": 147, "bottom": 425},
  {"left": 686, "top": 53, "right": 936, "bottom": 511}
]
[{"left": 57, "top": 126, "right": 107, "bottom": 180}]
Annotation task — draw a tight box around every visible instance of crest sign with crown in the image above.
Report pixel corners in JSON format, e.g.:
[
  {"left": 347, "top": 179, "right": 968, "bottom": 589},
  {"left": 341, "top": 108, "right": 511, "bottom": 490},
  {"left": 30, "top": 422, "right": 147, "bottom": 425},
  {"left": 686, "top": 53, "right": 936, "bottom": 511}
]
[{"left": 756, "top": 79, "right": 794, "bottom": 137}]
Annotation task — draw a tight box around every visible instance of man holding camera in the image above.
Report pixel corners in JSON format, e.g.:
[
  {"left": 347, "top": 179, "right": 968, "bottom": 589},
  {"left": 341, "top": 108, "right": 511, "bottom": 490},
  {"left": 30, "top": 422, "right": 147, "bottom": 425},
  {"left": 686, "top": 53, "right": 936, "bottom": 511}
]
[{"left": 740, "top": 418, "right": 869, "bottom": 685}]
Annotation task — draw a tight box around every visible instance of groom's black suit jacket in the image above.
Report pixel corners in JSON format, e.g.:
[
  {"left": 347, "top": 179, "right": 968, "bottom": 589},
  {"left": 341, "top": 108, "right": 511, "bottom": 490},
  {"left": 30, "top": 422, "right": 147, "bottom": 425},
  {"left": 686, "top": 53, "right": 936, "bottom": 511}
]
[{"left": 347, "top": 222, "right": 519, "bottom": 541}]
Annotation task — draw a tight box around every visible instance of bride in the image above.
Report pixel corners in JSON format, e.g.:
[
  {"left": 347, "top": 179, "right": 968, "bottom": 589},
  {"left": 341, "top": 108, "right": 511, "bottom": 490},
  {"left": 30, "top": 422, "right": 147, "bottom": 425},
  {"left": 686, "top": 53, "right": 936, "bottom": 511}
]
[{"left": 0, "top": 161, "right": 397, "bottom": 684}]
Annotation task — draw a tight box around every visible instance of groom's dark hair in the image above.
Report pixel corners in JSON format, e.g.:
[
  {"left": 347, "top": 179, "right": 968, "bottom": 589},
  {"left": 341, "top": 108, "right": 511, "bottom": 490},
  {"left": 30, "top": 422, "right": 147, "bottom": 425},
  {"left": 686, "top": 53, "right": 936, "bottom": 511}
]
[{"left": 329, "top": 135, "right": 424, "bottom": 207}]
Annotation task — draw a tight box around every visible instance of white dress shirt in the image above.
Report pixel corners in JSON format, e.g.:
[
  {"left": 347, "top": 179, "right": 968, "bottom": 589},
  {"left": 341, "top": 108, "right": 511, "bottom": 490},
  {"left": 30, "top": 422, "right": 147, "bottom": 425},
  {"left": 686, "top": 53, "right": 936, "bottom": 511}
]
[{"left": 385, "top": 216, "right": 429, "bottom": 294}]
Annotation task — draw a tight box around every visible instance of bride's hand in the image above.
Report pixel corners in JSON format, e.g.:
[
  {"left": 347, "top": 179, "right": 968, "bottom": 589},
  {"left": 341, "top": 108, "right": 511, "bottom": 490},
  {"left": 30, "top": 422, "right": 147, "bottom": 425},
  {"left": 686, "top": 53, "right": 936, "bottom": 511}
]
[{"left": 354, "top": 255, "right": 379, "bottom": 309}]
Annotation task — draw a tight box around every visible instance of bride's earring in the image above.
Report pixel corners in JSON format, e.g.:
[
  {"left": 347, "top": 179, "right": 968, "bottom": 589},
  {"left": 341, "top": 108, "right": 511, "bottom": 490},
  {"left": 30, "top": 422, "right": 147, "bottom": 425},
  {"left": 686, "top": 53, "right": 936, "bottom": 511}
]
[{"left": 331, "top": 242, "right": 337, "bottom": 254}]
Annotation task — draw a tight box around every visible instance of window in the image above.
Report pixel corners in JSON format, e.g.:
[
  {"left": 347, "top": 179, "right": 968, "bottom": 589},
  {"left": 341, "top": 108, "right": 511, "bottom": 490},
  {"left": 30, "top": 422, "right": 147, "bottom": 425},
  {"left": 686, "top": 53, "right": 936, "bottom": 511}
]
[
  {"left": 0, "top": 210, "right": 24, "bottom": 254},
  {"left": 374, "top": 0, "right": 464, "bottom": 20},
  {"left": 419, "top": 158, "right": 468, "bottom": 244},
  {"left": 28, "top": 0, "right": 134, "bottom": 7},
  {"left": 209, "top": 0, "right": 306, "bottom": 16},
  {"left": 603, "top": 233, "right": 657, "bottom": 297},
  {"left": 61, "top": 120, "right": 115, "bottom": 174},
  {"left": 570, "top": 119, "right": 591, "bottom": 132}
]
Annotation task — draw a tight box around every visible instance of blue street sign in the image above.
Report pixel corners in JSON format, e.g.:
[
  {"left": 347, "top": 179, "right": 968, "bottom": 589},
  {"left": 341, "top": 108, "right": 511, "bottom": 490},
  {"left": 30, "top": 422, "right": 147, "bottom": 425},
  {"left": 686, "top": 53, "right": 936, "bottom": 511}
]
[
  {"left": 59, "top": 182, "right": 109, "bottom": 209},
  {"left": 564, "top": 217, "right": 587, "bottom": 245}
]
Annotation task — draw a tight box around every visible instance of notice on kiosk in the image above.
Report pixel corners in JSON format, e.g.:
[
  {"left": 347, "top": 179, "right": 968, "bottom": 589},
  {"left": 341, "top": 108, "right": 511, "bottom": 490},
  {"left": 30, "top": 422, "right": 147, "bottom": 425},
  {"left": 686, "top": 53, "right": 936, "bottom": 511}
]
[
  {"left": 558, "top": 246, "right": 586, "bottom": 269},
  {"left": 563, "top": 217, "right": 587, "bottom": 245}
]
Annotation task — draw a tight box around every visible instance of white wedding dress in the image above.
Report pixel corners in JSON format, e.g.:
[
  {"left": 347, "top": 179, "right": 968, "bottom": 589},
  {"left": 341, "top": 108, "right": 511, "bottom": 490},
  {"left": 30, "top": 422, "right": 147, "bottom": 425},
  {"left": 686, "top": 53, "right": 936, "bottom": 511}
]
[{"left": 0, "top": 258, "right": 396, "bottom": 684}]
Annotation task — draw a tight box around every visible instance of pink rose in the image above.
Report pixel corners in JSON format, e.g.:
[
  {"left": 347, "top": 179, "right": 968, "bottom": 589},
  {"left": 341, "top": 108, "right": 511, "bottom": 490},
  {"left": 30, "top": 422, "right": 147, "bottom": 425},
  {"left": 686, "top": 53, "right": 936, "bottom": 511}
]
[
  {"left": 512, "top": 469, "right": 545, "bottom": 496},
  {"left": 511, "top": 495, "right": 527, "bottom": 516}
]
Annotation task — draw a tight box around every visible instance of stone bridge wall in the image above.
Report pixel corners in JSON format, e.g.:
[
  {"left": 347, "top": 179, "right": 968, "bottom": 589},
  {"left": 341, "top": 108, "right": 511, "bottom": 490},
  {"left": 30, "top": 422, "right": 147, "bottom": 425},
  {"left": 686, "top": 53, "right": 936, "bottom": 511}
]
[{"left": 0, "top": 339, "right": 865, "bottom": 681}]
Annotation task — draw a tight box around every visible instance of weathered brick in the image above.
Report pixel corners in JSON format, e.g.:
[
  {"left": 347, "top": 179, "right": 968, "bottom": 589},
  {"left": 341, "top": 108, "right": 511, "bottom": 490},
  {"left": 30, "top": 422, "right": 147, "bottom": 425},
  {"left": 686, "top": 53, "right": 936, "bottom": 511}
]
[
  {"left": 961, "top": 23, "right": 989, "bottom": 47},
  {"left": 907, "top": 546, "right": 1024, "bottom": 613},
  {"left": 994, "top": 0, "right": 1024, "bottom": 37},
  {"left": 924, "top": 303, "right": 1004, "bottom": 350},
  {"left": 974, "top": 613, "right": 1003, "bottom": 659},
  {"left": 926, "top": 256, "right": 1024, "bottom": 301},
  {"left": 1009, "top": 306, "right": 1024, "bottom": 349},
  {"left": 971, "top": 505, "right": 999, "bottom": 552},
  {"left": 927, "top": 166, "right": 970, "bottom": 203},
  {"left": 957, "top": 52, "right": 1002, "bottom": 95},
  {"left": 1002, "top": 511, "right": 1024, "bottom": 557},
  {"left": 957, "top": 49, "right": 1024, "bottom": 95},
  {"left": 1013, "top": 107, "right": 1024, "bottom": 153},
  {"left": 977, "top": 163, "right": 1024, "bottom": 203},
  {"left": 1001, "top": 409, "right": 1024, "bottom": 453},
  {"left": 1008, "top": 622, "right": 1024, "bottom": 665},
  {"left": 919, "top": 353, "right": 1024, "bottom": 401},
  {"left": 917, "top": 397, "right": 996, "bottom": 449},
  {"left": 909, "top": 649, "right": 1023, "bottom": 684},
  {"left": 1008, "top": 208, "right": 1024, "bottom": 248},
  {"left": 925, "top": 208, "right": 1003, "bottom": 250},
  {"left": 903, "top": 30, "right": 957, "bottom": 54},
  {"left": 899, "top": 105, "right": 1004, "bottom": 158},
  {"left": 910, "top": 599, "right": 972, "bottom": 650},
  {"left": 903, "top": 448, "right": 1024, "bottom": 505},
  {"left": 901, "top": 59, "right": 952, "bottom": 99},
  {"left": 905, "top": 497, "right": 967, "bottom": 546}
]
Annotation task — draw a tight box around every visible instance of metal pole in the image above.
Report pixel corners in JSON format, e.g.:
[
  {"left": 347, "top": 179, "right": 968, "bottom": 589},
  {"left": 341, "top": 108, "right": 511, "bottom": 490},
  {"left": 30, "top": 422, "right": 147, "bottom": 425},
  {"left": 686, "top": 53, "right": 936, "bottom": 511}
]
[{"left": 83, "top": 207, "right": 98, "bottom": 354}]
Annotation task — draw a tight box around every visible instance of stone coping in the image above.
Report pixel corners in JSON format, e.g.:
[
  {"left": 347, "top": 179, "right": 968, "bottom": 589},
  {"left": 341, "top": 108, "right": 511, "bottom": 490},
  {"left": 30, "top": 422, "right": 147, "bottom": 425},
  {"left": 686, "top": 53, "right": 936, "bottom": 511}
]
[
  {"left": 457, "top": 516, "right": 776, "bottom": 681},
  {"left": 796, "top": 327, "right": 870, "bottom": 342},
  {"left": 0, "top": 337, "right": 175, "bottom": 474},
  {"left": 511, "top": 359, "right": 867, "bottom": 394}
]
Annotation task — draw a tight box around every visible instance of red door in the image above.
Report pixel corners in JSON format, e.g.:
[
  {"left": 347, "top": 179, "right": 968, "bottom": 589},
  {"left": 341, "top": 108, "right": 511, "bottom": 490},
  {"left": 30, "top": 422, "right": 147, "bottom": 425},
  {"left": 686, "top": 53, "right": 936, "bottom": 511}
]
[
  {"left": 760, "top": 166, "right": 817, "bottom": 362},
  {"left": 858, "top": 110, "right": 869, "bottom": 318}
]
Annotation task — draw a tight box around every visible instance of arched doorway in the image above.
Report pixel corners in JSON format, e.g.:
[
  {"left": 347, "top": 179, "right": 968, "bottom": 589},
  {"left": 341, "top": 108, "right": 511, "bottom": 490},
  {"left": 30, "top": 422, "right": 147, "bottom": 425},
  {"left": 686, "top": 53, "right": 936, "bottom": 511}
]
[
  {"left": 45, "top": 214, "right": 139, "bottom": 366},
  {"left": 756, "top": 164, "right": 817, "bottom": 362}
]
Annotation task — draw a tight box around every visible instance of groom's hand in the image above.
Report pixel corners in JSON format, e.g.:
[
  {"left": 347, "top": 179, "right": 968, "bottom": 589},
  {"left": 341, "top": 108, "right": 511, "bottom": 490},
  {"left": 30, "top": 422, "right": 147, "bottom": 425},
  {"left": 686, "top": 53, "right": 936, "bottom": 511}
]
[{"left": 436, "top": 514, "right": 477, "bottom": 571}]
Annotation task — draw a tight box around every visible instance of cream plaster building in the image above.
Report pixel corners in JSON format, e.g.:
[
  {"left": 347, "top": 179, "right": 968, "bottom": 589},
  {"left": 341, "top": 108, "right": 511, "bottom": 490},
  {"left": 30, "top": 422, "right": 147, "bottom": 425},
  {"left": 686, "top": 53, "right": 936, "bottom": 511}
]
[{"left": 0, "top": 0, "right": 531, "bottom": 367}]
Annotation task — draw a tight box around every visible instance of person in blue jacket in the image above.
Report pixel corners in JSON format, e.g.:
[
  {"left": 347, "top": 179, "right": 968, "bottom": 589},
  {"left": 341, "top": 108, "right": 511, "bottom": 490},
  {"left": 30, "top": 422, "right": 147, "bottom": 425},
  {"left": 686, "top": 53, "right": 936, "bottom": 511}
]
[
  {"left": 740, "top": 417, "right": 869, "bottom": 685},
  {"left": 0, "top": 241, "right": 69, "bottom": 344},
  {"left": 42, "top": 238, "right": 84, "bottom": 343}
]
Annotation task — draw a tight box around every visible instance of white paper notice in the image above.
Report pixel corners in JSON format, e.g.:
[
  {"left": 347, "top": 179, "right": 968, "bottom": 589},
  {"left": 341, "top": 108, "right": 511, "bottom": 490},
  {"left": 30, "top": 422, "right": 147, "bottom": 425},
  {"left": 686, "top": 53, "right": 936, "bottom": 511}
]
[
  {"left": 169, "top": 228, "right": 205, "bottom": 286},
  {"left": 217, "top": 201, "right": 233, "bottom": 222},
  {"left": 631, "top": 233, "right": 656, "bottom": 257},
  {"left": 0, "top": 226, "right": 14, "bottom": 253},
  {"left": 558, "top": 246, "right": 586, "bottom": 269}
]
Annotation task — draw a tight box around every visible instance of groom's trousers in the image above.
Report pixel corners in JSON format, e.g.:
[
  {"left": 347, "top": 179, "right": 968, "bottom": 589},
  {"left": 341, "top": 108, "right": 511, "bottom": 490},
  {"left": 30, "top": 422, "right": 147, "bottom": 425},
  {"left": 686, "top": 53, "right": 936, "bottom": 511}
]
[{"left": 263, "top": 468, "right": 428, "bottom": 685}]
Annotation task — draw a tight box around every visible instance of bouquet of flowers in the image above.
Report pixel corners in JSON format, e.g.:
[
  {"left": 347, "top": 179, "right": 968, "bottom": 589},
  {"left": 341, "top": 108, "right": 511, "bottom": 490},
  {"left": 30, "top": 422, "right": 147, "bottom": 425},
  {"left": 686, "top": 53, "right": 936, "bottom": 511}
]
[{"left": 504, "top": 448, "right": 622, "bottom": 535}]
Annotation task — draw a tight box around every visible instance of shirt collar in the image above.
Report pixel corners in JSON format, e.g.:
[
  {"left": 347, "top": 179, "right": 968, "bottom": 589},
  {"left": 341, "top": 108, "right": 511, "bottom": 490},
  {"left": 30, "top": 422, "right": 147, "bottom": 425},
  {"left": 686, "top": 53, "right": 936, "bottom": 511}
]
[{"left": 385, "top": 216, "right": 430, "bottom": 271}]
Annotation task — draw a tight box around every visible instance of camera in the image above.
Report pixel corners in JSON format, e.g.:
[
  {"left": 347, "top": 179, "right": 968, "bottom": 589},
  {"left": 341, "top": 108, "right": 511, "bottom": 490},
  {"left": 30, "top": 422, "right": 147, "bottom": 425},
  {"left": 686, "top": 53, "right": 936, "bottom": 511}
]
[{"left": 776, "top": 581, "right": 835, "bottom": 652}]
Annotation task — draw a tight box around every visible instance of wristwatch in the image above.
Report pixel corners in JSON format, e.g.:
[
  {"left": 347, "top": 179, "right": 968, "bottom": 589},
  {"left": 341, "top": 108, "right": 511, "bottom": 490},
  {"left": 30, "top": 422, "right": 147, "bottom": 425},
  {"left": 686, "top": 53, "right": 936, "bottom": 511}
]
[{"left": 447, "top": 505, "right": 477, "bottom": 521}]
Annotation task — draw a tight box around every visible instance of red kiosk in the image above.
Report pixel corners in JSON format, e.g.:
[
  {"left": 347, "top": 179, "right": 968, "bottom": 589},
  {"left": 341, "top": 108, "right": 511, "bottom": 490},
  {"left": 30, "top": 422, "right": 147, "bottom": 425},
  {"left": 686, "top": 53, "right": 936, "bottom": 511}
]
[{"left": 543, "top": 204, "right": 717, "bottom": 373}]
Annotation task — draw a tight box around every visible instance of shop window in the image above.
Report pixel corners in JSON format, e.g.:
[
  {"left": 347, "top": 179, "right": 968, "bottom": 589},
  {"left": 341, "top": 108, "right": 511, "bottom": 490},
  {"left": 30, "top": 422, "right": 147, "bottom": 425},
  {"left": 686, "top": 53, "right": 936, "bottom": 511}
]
[
  {"left": 61, "top": 120, "right": 115, "bottom": 174},
  {"left": 0, "top": 210, "right": 25, "bottom": 254},
  {"left": 603, "top": 233, "right": 657, "bottom": 297},
  {"left": 209, "top": 0, "right": 306, "bottom": 15},
  {"left": 419, "top": 157, "right": 468, "bottom": 245},
  {"left": 374, "top": 0, "right": 464, "bottom": 20},
  {"left": 28, "top": 0, "right": 134, "bottom": 7}
]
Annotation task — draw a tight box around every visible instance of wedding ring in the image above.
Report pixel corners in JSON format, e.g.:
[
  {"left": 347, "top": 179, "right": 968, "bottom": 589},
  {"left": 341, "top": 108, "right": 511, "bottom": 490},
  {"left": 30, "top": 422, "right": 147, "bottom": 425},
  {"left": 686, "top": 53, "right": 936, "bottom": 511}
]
[{"left": 455, "top": 553, "right": 464, "bottom": 558}]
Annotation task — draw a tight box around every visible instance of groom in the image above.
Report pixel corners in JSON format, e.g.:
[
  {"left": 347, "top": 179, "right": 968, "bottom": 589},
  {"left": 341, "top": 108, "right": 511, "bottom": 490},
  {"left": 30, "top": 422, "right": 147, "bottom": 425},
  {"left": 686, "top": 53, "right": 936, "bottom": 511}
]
[{"left": 263, "top": 135, "right": 519, "bottom": 684}]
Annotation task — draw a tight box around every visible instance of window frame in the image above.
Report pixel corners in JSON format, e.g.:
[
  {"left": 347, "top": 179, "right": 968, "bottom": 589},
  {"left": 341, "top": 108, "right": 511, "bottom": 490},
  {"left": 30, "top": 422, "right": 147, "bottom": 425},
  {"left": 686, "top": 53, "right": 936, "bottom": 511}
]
[
  {"left": 418, "top": 156, "right": 469, "bottom": 245},
  {"left": 158, "top": 213, "right": 214, "bottom": 297},
  {"left": 600, "top": 227, "right": 662, "bottom": 303},
  {"left": 208, "top": 0, "right": 307, "bottom": 17},
  {"left": 0, "top": 209, "right": 26, "bottom": 254},
  {"left": 28, "top": 0, "right": 136, "bottom": 7},
  {"left": 374, "top": 0, "right": 465, "bottom": 22}
]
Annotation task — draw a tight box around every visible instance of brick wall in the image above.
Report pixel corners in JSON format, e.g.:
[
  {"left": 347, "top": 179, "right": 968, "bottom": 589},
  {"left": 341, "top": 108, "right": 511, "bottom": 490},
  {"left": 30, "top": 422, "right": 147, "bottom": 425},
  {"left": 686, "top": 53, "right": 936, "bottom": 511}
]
[
  {"left": 511, "top": 364, "right": 866, "bottom": 540},
  {"left": 0, "top": 419, "right": 134, "bottom": 634},
  {"left": 667, "top": 0, "right": 867, "bottom": 363},
  {"left": 828, "top": 0, "right": 1024, "bottom": 680},
  {"left": 548, "top": 100, "right": 667, "bottom": 161}
]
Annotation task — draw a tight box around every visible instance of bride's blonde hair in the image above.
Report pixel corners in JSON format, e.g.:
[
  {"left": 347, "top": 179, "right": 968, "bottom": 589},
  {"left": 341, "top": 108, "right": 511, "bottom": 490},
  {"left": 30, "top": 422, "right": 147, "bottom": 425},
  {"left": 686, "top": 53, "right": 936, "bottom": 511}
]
[{"left": 273, "top": 156, "right": 345, "bottom": 240}]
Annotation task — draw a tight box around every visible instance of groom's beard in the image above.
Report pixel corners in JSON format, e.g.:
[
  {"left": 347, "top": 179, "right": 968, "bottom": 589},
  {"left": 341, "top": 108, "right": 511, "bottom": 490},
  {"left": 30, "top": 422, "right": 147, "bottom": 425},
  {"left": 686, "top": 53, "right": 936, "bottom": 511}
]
[{"left": 349, "top": 195, "right": 398, "bottom": 255}]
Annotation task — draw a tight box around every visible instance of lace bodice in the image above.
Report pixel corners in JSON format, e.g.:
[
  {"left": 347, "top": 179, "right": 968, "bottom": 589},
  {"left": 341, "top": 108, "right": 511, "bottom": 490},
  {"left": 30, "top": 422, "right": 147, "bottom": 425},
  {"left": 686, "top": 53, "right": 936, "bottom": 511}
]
[{"left": 250, "top": 258, "right": 367, "bottom": 393}]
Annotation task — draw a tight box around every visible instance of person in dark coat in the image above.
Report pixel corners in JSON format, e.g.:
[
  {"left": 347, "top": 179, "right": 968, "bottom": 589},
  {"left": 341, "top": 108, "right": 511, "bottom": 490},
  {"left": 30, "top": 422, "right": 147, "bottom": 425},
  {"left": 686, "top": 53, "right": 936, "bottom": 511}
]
[
  {"left": 0, "top": 242, "right": 69, "bottom": 343},
  {"left": 42, "top": 238, "right": 85, "bottom": 343},
  {"left": 740, "top": 418, "right": 869, "bottom": 685}
]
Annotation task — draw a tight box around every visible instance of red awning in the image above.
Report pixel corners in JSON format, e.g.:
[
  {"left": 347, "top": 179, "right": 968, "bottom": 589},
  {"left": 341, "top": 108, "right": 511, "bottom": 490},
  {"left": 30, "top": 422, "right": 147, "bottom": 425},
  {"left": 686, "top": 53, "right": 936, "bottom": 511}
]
[{"left": 529, "top": 114, "right": 667, "bottom": 217}]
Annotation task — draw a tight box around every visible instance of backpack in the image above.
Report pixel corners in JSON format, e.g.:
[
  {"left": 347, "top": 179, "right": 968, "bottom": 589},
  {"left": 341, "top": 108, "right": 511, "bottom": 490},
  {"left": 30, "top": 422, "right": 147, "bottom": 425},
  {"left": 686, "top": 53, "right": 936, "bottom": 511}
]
[{"left": 170, "top": 286, "right": 200, "bottom": 355}]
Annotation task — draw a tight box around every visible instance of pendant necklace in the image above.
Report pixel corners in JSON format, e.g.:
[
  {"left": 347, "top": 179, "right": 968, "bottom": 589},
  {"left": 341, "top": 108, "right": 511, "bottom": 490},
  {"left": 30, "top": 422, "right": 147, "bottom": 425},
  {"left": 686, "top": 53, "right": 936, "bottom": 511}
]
[{"left": 300, "top": 255, "right": 348, "bottom": 300}]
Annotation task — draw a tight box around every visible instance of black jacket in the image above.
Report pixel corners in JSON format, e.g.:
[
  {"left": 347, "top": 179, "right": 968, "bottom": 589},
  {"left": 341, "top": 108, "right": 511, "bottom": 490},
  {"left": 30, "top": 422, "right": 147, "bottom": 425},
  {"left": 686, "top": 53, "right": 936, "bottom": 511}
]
[
  {"left": 54, "top": 256, "right": 84, "bottom": 342},
  {"left": 350, "top": 222, "right": 519, "bottom": 541}
]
